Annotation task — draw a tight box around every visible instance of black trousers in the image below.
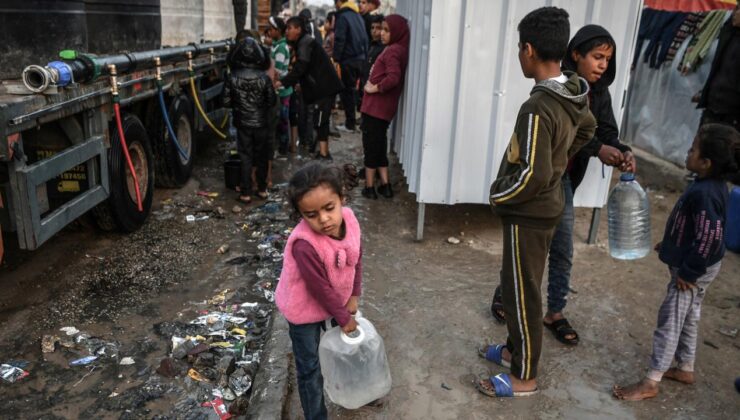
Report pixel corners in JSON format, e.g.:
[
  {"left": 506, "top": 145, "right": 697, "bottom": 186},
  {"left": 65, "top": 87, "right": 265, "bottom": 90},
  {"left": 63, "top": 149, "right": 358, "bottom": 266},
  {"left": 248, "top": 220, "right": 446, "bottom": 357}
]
[
  {"left": 236, "top": 125, "right": 269, "bottom": 195},
  {"left": 313, "top": 96, "right": 334, "bottom": 142},
  {"left": 700, "top": 109, "right": 740, "bottom": 133},
  {"left": 361, "top": 113, "right": 390, "bottom": 168},
  {"left": 339, "top": 60, "right": 364, "bottom": 130}
]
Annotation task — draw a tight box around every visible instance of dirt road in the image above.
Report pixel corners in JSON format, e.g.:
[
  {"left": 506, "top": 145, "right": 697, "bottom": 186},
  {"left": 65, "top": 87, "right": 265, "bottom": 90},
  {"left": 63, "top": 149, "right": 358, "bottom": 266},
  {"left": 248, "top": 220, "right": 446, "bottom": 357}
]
[{"left": 0, "top": 117, "right": 737, "bottom": 418}]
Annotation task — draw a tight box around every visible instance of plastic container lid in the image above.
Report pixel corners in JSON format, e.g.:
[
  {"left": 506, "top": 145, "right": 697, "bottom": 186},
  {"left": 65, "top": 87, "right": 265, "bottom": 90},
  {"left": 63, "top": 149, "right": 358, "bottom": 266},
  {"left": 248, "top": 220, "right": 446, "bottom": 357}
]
[
  {"left": 340, "top": 325, "right": 365, "bottom": 345},
  {"left": 620, "top": 172, "right": 636, "bottom": 182}
]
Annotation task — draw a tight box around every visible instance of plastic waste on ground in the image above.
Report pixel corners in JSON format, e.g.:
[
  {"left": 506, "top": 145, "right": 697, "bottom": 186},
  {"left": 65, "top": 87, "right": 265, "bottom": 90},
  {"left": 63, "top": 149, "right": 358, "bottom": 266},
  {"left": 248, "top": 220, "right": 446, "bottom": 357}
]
[
  {"left": 1, "top": 363, "right": 29, "bottom": 383},
  {"left": 607, "top": 173, "right": 651, "bottom": 260},
  {"left": 70, "top": 356, "right": 98, "bottom": 366},
  {"left": 319, "top": 313, "right": 391, "bottom": 409}
]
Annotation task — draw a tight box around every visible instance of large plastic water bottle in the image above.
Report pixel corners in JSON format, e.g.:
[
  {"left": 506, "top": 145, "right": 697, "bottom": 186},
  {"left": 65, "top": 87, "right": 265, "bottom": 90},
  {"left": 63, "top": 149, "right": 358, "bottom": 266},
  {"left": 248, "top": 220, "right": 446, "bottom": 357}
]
[
  {"left": 607, "top": 173, "right": 651, "bottom": 260},
  {"left": 319, "top": 313, "right": 391, "bottom": 409}
]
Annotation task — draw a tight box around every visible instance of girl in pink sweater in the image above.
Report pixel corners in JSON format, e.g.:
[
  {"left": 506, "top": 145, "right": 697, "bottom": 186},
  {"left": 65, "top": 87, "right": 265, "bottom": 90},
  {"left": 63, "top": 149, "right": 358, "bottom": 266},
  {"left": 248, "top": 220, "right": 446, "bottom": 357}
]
[{"left": 275, "top": 162, "right": 363, "bottom": 420}]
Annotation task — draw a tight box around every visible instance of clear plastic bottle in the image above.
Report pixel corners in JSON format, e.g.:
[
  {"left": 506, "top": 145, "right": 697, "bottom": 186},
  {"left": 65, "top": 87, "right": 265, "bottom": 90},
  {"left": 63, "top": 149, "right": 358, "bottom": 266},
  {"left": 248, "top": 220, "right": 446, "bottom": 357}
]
[
  {"left": 319, "top": 314, "right": 391, "bottom": 409},
  {"left": 607, "top": 173, "right": 651, "bottom": 260}
]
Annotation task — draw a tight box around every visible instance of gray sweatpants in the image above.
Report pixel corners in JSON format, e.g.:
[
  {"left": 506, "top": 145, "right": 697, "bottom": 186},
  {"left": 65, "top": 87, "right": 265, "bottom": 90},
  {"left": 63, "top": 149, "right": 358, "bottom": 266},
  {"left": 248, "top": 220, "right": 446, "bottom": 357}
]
[{"left": 647, "top": 262, "right": 721, "bottom": 381}]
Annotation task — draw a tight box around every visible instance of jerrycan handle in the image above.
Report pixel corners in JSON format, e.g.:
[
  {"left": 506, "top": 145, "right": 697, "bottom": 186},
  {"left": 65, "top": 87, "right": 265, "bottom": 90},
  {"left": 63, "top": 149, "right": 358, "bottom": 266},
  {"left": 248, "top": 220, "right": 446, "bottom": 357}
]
[{"left": 341, "top": 324, "right": 365, "bottom": 345}]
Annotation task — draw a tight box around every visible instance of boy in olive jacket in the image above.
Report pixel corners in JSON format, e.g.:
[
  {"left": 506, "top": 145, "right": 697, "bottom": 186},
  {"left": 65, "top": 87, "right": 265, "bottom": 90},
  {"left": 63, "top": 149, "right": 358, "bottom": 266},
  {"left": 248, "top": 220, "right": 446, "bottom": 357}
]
[{"left": 478, "top": 7, "right": 596, "bottom": 397}]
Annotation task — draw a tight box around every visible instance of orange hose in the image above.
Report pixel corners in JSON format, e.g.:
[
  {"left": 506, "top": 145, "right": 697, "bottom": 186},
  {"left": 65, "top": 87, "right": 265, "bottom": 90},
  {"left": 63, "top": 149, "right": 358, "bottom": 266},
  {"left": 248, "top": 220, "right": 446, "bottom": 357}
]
[{"left": 113, "top": 103, "right": 143, "bottom": 212}]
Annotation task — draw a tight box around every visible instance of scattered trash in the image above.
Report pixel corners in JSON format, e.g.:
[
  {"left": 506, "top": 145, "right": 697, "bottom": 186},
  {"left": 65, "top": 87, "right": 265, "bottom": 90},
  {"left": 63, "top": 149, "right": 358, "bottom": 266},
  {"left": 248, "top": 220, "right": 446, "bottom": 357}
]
[
  {"left": 718, "top": 327, "right": 738, "bottom": 338},
  {"left": 441, "top": 382, "right": 452, "bottom": 391},
  {"left": 70, "top": 356, "right": 98, "bottom": 366},
  {"left": 60, "top": 326, "right": 80, "bottom": 336},
  {"left": 703, "top": 340, "right": 719, "bottom": 350},
  {"left": 156, "top": 357, "right": 187, "bottom": 378},
  {"left": 187, "top": 368, "right": 210, "bottom": 383},
  {"left": 108, "top": 392, "right": 119, "bottom": 398},
  {"left": 1, "top": 364, "right": 29, "bottom": 383},
  {"left": 447, "top": 237, "right": 461, "bottom": 245},
  {"left": 229, "top": 368, "right": 252, "bottom": 396},
  {"left": 218, "top": 244, "right": 230, "bottom": 254},
  {"left": 197, "top": 191, "right": 219, "bottom": 198},
  {"left": 232, "top": 205, "right": 242, "bottom": 214},
  {"left": 202, "top": 397, "right": 232, "bottom": 420},
  {"left": 186, "top": 214, "right": 210, "bottom": 223},
  {"left": 120, "top": 357, "right": 136, "bottom": 365},
  {"left": 41, "top": 335, "right": 58, "bottom": 353},
  {"left": 655, "top": 194, "right": 665, "bottom": 200}
]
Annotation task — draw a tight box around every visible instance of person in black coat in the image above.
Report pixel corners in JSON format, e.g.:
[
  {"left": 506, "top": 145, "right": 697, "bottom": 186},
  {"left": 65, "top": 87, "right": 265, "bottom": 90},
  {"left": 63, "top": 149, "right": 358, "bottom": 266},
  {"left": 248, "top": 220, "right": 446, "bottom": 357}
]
[
  {"left": 333, "top": 0, "right": 369, "bottom": 131},
  {"left": 223, "top": 37, "right": 277, "bottom": 203},
  {"left": 277, "top": 17, "right": 343, "bottom": 161},
  {"left": 490, "top": 25, "right": 636, "bottom": 346},
  {"left": 694, "top": 4, "right": 740, "bottom": 132}
]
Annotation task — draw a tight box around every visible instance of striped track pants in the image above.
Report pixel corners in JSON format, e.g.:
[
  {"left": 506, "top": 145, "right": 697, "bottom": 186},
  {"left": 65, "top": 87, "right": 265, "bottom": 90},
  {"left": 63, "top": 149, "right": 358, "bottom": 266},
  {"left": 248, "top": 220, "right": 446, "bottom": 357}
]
[
  {"left": 501, "top": 223, "right": 555, "bottom": 380},
  {"left": 648, "top": 262, "right": 721, "bottom": 378}
]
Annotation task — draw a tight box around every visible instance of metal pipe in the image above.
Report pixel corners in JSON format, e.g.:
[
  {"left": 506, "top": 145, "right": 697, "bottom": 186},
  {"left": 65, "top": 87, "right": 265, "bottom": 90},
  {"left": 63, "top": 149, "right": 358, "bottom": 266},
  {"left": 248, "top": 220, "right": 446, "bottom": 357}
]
[{"left": 21, "top": 40, "right": 233, "bottom": 92}]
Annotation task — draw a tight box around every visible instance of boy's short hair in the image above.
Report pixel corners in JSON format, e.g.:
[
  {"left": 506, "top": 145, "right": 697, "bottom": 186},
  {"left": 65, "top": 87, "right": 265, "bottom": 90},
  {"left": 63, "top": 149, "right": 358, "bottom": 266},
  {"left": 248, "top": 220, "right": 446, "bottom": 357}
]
[
  {"left": 326, "top": 11, "right": 336, "bottom": 24},
  {"left": 518, "top": 7, "right": 570, "bottom": 62},
  {"left": 369, "top": 14, "right": 384, "bottom": 25},
  {"left": 286, "top": 16, "right": 305, "bottom": 30}
]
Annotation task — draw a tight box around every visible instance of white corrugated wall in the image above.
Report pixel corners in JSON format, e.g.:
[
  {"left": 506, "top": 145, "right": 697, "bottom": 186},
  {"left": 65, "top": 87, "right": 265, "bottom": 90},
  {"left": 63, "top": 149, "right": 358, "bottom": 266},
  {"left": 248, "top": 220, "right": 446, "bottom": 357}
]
[{"left": 394, "top": 0, "right": 644, "bottom": 208}]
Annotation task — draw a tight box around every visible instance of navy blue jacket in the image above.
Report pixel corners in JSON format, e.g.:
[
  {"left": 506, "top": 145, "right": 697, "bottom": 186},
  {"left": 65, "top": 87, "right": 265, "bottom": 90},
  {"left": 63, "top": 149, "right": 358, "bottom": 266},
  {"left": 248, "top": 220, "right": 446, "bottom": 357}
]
[
  {"left": 659, "top": 178, "right": 728, "bottom": 282},
  {"left": 333, "top": 7, "right": 368, "bottom": 64}
]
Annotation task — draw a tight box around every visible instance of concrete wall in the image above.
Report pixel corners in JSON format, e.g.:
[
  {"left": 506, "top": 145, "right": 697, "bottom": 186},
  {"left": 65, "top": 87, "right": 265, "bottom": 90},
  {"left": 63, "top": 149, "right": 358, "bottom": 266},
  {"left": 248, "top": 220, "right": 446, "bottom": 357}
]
[{"left": 161, "top": 0, "right": 235, "bottom": 46}]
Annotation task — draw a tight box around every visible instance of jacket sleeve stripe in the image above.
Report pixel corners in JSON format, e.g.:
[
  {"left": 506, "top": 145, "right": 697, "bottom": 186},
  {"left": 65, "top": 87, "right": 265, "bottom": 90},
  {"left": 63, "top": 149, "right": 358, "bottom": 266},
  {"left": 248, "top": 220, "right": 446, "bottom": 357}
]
[{"left": 491, "top": 114, "right": 539, "bottom": 203}]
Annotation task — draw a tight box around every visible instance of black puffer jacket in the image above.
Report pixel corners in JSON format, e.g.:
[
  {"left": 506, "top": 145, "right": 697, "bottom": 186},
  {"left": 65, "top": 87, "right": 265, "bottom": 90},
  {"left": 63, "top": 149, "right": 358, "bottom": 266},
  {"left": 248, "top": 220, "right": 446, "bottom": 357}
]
[
  {"left": 223, "top": 38, "right": 277, "bottom": 128},
  {"left": 562, "top": 25, "right": 631, "bottom": 190},
  {"left": 281, "top": 34, "right": 343, "bottom": 105}
]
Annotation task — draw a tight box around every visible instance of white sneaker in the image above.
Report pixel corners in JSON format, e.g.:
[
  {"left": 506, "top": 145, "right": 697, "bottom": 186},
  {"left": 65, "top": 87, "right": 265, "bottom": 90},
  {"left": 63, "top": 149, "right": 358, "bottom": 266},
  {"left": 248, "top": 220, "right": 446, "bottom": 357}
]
[{"left": 336, "top": 124, "right": 355, "bottom": 133}]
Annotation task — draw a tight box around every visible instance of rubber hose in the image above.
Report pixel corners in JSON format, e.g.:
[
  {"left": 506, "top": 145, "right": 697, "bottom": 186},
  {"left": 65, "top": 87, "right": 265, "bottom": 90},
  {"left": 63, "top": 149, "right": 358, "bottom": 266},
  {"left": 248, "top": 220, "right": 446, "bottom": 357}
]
[
  {"left": 157, "top": 87, "right": 189, "bottom": 160},
  {"left": 220, "top": 112, "right": 229, "bottom": 129},
  {"left": 113, "top": 103, "right": 144, "bottom": 212},
  {"left": 189, "top": 77, "right": 227, "bottom": 139}
]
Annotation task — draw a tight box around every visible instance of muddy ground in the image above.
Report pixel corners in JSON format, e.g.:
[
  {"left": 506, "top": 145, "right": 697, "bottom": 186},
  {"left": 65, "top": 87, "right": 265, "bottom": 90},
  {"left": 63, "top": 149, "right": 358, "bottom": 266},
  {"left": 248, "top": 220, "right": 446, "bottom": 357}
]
[{"left": 1, "top": 115, "right": 738, "bottom": 419}]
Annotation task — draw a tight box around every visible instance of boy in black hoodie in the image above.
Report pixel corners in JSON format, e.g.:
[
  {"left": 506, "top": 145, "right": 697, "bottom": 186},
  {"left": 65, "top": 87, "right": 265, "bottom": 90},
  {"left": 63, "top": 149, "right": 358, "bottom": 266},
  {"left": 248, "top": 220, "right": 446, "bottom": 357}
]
[
  {"left": 223, "top": 37, "right": 277, "bottom": 204},
  {"left": 490, "top": 25, "right": 637, "bottom": 346},
  {"left": 478, "top": 7, "right": 596, "bottom": 397}
]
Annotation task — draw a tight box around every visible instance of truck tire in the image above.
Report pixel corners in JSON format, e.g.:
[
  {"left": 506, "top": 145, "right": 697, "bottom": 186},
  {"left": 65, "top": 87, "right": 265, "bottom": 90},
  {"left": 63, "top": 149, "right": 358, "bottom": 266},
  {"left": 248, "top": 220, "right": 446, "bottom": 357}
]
[
  {"left": 93, "top": 113, "right": 155, "bottom": 232},
  {"left": 152, "top": 94, "right": 195, "bottom": 188}
]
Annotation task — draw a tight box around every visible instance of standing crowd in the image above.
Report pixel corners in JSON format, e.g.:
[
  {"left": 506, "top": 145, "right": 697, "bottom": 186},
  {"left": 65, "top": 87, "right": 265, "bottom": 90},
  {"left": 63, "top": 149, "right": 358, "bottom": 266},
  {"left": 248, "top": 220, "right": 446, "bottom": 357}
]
[{"left": 223, "top": 2, "right": 740, "bottom": 419}]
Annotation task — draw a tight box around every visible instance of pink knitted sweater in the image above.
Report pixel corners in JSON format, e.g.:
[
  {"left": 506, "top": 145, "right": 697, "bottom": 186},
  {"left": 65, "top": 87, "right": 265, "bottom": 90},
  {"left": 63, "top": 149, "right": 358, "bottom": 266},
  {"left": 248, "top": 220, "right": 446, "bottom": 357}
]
[{"left": 275, "top": 207, "right": 362, "bottom": 324}]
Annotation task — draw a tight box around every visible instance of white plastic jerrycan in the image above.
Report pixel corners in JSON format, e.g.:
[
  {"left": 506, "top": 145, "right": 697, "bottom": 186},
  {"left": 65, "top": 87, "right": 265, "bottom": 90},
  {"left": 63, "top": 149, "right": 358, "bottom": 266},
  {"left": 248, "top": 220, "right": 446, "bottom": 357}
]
[{"left": 318, "top": 312, "right": 391, "bottom": 409}]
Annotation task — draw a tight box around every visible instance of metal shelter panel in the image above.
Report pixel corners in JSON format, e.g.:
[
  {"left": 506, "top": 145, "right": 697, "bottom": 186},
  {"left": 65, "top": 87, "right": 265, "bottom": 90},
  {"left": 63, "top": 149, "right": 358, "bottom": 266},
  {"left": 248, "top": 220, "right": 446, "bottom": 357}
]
[{"left": 394, "top": 0, "right": 643, "bottom": 207}]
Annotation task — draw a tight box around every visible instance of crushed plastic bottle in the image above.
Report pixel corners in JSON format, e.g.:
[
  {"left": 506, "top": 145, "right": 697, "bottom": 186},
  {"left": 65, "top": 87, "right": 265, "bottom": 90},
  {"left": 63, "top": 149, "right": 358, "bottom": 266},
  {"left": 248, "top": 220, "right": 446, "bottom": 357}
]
[{"left": 607, "top": 173, "right": 651, "bottom": 260}]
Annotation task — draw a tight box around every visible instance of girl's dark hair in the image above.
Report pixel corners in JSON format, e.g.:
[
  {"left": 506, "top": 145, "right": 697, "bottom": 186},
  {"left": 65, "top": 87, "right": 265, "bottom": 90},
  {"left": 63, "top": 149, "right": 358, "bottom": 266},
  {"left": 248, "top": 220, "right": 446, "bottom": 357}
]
[
  {"left": 287, "top": 163, "right": 345, "bottom": 216},
  {"left": 574, "top": 36, "right": 616, "bottom": 57},
  {"left": 697, "top": 123, "right": 740, "bottom": 184}
]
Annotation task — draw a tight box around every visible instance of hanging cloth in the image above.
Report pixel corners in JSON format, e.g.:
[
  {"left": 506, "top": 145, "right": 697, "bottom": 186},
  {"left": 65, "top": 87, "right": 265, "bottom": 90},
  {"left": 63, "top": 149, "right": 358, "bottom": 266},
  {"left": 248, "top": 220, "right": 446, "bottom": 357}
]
[
  {"left": 678, "top": 10, "right": 731, "bottom": 74},
  {"left": 666, "top": 12, "right": 708, "bottom": 62}
]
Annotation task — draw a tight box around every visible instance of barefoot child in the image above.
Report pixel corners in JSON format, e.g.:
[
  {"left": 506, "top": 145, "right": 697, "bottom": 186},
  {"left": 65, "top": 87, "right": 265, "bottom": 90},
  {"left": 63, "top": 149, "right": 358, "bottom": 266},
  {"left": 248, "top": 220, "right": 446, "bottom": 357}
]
[
  {"left": 275, "top": 163, "right": 363, "bottom": 419},
  {"left": 613, "top": 124, "right": 740, "bottom": 401}
]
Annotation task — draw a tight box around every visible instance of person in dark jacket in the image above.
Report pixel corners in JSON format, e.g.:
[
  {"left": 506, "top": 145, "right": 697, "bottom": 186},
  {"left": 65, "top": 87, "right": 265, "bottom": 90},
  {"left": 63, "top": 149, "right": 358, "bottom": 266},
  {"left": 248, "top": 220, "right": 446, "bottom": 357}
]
[
  {"left": 360, "top": 0, "right": 383, "bottom": 45},
  {"left": 694, "top": 4, "right": 740, "bottom": 132},
  {"left": 359, "top": 14, "right": 385, "bottom": 111},
  {"left": 278, "top": 17, "right": 343, "bottom": 161},
  {"left": 333, "top": 0, "right": 368, "bottom": 132},
  {"left": 223, "top": 37, "right": 277, "bottom": 204},
  {"left": 299, "top": 8, "right": 323, "bottom": 44},
  {"left": 489, "top": 25, "right": 635, "bottom": 346},
  {"left": 359, "top": 14, "right": 407, "bottom": 199}
]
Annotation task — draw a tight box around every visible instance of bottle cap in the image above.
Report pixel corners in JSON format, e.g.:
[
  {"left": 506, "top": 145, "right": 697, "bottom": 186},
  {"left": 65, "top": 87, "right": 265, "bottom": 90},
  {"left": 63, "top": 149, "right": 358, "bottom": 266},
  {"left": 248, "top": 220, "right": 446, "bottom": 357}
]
[
  {"left": 620, "top": 172, "right": 636, "bottom": 182},
  {"left": 340, "top": 325, "right": 365, "bottom": 345}
]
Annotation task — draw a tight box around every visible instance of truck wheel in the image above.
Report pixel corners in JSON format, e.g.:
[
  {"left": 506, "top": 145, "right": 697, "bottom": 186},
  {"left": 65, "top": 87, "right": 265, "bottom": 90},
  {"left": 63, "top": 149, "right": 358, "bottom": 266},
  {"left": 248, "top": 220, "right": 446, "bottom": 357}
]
[
  {"left": 93, "top": 113, "right": 155, "bottom": 232},
  {"left": 152, "top": 94, "right": 195, "bottom": 187}
]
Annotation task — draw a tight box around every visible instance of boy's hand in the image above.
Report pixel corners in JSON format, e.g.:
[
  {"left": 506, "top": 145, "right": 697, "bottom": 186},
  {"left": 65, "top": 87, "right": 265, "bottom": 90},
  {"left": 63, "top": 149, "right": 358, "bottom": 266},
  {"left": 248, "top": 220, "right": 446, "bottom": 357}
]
[
  {"left": 364, "top": 82, "right": 379, "bottom": 94},
  {"left": 341, "top": 318, "right": 358, "bottom": 334},
  {"left": 691, "top": 91, "right": 702, "bottom": 103},
  {"left": 274, "top": 80, "right": 283, "bottom": 89},
  {"left": 598, "top": 145, "right": 624, "bottom": 166},
  {"left": 345, "top": 296, "right": 359, "bottom": 315},
  {"left": 654, "top": 241, "right": 662, "bottom": 252},
  {"left": 619, "top": 151, "right": 637, "bottom": 173},
  {"left": 676, "top": 277, "right": 696, "bottom": 291}
]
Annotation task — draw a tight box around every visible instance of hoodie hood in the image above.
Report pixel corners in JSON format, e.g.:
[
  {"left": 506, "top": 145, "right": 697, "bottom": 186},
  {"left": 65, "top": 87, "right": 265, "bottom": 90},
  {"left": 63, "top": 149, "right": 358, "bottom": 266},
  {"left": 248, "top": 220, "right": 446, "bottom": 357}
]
[
  {"left": 385, "top": 14, "right": 410, "bottom": 48},
  {"left": 531, "top": 71, "right": 591, "bottom": 125},
  {"left": 561, "top": 24, "right": 616, "bottom": 91},
  {"left": 340, "top": 0, "right": 360, "bottom": 13},
  {"left": 230, "top": 37, "right": 269, "bottom": 70}
]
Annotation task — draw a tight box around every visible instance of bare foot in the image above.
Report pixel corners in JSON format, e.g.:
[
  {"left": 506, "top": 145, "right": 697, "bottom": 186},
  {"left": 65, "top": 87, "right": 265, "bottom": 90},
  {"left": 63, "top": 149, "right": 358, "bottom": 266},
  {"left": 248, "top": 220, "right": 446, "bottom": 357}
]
[
  {"left": 663, "top": 368, "right": 695, "bottom": 384},
  {"left": 613, "top": 378, "right": 659, "bottom": 401}
]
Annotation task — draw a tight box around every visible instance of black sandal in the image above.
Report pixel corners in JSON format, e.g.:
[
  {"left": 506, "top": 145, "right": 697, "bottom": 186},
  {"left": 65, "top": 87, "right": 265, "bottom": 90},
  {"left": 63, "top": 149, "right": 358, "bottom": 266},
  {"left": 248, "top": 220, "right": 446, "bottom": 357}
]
[
  {"left": 544, "top": 318, "right": 580, "bottom": 346},
  {"left": 490, "top": 286, "right": 506, "bottom": 324}
]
